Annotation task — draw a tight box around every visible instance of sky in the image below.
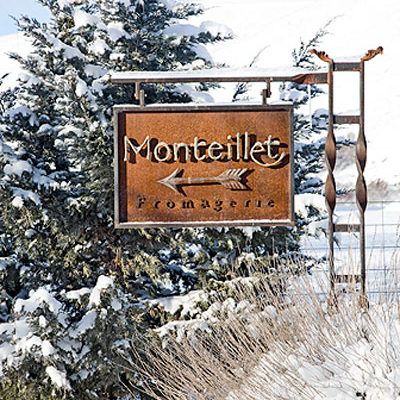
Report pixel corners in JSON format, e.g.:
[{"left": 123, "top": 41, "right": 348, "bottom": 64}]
[{"left": 0, "top": 0, "right": 49, "bottom": 35}]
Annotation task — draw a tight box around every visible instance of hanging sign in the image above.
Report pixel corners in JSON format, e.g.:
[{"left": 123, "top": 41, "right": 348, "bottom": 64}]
[{"left": 114, "top": 104, "right": 294, "bottom": 228}]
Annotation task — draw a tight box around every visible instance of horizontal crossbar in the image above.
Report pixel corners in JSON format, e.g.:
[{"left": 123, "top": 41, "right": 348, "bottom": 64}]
[
  {"left": 333, "top": 115, "right": 360, "bottom": 124},
  {"left": 334, "top": 62, "right": 361, "bottom": 72},
  {"left": 334, "top": 223, "right": 361, "bottom": 233},
  {"left": 108, "top": 68, "right": 329, "bottom": 84}
]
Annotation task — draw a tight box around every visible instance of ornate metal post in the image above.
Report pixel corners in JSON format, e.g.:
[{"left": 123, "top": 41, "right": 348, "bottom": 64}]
[
  {"left": 311, "top": 50, "right": 337, "bottom": 306},
  {"left": 311, "top": 47, "right": 383, "bottom": 308},
  {"left": 357, "top": 47, "right": 383, "bottom": 307}
]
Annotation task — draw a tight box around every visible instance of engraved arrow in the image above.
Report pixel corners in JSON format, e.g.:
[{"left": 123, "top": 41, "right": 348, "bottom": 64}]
[{"left": 158, "top": 168, "right": 250, "bottom": 195}]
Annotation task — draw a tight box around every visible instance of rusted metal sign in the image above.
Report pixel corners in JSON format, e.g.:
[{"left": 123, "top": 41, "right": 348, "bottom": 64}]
[{"left": 114, "top": 104, "right": 294, "bottom": 228}]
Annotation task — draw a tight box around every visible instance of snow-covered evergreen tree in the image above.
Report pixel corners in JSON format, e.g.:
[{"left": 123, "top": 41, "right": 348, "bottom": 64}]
[
  {"left": 0, "top": 0, "right": 230, "bottom": 398},
  {"left": 0, "top": 0, "right": 342, "bottom": 396}
]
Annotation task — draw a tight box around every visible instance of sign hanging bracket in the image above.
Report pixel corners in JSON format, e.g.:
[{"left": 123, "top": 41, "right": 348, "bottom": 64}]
[
  {"left": 261, "top": 79, "right": 272, "bottom": 105},
  {"left": 135, "top": 82, "right": 145, "bottom": 107}
]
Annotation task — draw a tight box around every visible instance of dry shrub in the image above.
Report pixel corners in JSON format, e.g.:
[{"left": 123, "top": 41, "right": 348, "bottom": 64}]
[{"left": 123, "top": 255, "right": 400, "bottom": 400}]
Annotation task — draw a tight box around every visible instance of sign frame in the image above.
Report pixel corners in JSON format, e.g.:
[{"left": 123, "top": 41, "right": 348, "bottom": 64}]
[{"left": 114, "top": 104, "right": 294, "bottom": 228}]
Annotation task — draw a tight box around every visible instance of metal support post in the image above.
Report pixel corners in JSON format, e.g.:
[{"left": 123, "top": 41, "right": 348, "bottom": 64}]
[
  {"left": 357, "top": 46, "right": 383, "bottom": 307},
  {"left": 311, "top": 50, "right": 337, "bottom": 306},
  {"left": 312, "top": 47, "right": 382, "bottom": 308}
]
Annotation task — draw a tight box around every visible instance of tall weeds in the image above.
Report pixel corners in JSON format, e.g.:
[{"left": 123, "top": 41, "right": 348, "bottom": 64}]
[{"left": 124, "top": 254, "right": 400, "bottom": 400}]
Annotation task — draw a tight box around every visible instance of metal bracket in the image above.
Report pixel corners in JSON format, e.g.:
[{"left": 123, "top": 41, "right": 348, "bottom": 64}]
[
  {"left": 135, "top": 82, "right": 145, "bottom": 107},
  {"left": 261, "top": 79, "right": 271, "bottom": 105}
]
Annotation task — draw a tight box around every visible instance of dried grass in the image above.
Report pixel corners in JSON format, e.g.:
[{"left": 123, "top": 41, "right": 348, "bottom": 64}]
[{"left": 123, "top": 253, "right": 400, "bottom": 400}]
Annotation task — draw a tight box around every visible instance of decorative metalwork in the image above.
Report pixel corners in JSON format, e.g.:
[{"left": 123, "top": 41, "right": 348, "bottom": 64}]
[
  {"left": 112, "top": 48, "right": 383, "bottom": 307},
  {"left": 311, "top": 47, "right": 383, "bottom": 308},
  {"left": 311, "top": 49, "right": 337, "bottom": 305},
  {"left": 310, "top": 49, "right": 333, "bottom": 64},
  {"left": 356, "top": 47, "right": 384, "bottom": 306},
  {"left": 361, "top": 46, "right": 383, "bottom": 62},
  {"left": 158, "top": 168, "right": 250, "bottom": 194}
]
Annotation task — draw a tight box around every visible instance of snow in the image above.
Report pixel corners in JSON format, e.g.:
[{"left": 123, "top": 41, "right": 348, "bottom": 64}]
[
  {"left": 38, "top": 316, "right": 47, "bottom": 328},
  {"left": 0, "top": 33, "right": 32, "bottom": 90},
  {"left": 72, "top": 310, "right": 97, "bottom": 337},
  {"left": 41, "top": 340, "right": 56, "bottom": 357},
  {"left": 107, "top": 21, "right": 131, "bottom": 41},
  {"left": 11, "top": 197, "right": 24, "bottom": 208},
  {"left": 163, "top": 21, "right": 231, "bottom": 39},
  {"left": 3, "top": 160, "right": 32, "bottom": 177},
  {"left": 226, "top": 302, "right": 400, "bottom": 400},
  {"left": 15, "top": 335, "right": 43, "bottom": 355},
  {"left": 88, "top": 275, "right": 114, "bottom": 307},
  {"left": 65, "top": 288, "right": 91, "bottom": 301},
  {"left": 5, "top": 105, "right": 37, "bottom": 126},
  {"left": 109, "top": 52, "right": 125, "bottom": 61},
  {"left": 73, "top": 9, "right": 105, "bottom": 30},
  {"left": 13, "top": 319, "right": 31, "bottom": 340},
  {"left": 73, "top": 9, "right": 130, "bottom": 42},
  {"left": 199, "top": 21, "right": 232, "bottom": 38},
  {"left": 84, "top": 64, "right": 107, "bottom": 78},
  {"left": 109, "top": 65, "right": 323, "bottom": 82},
  {"left": 15, "top": 288, "right": 62, "bottom": 314},
  {"left": 111, "top": 299, "right": 122, "bottom": 311},
  {"left": 45, "top": 366, "right": 71, "bottom": 389},
  {"left": 75, "top": 78, "right": 88, "bottom": 97},
  {"left": 295, "top": 193, "right": 325, "bottom": 217},
  {"left": 164, "top": 23, "right": 202, "bottom": 37},
  {"left": 48, "top": 36, "right": 86, "bottom": 60},
  {"left": 151, "top": 290, "right": 207, "bottom": 317},
  {"left": 10, "top": 187, "right": 41, "bottom": 208},
  {"left": 89, "top": 37, "right": 110, "bottom": 55}
]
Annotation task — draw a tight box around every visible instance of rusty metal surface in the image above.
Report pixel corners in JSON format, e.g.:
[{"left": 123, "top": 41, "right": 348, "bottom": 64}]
[{"left": 114, "top": 105, "right": 294, "bottom": 228}]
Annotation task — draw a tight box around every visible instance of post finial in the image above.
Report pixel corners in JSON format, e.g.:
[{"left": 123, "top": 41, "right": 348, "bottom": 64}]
[
  {"left": 310, "top": 49, "right": 333, "bottom": 64},
  {"left": 361, "top": 46, "right": 383, "bottom": 62}
]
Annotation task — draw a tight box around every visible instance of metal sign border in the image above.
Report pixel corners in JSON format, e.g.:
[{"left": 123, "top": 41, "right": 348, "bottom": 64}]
[{"left": 113, "top": 103, "right": 294, "bottom": 228}]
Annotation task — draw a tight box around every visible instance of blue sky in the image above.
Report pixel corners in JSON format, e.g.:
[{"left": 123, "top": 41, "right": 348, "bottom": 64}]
[{"left": 0, "top": 0, "right": 50, "bottom": 35}]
